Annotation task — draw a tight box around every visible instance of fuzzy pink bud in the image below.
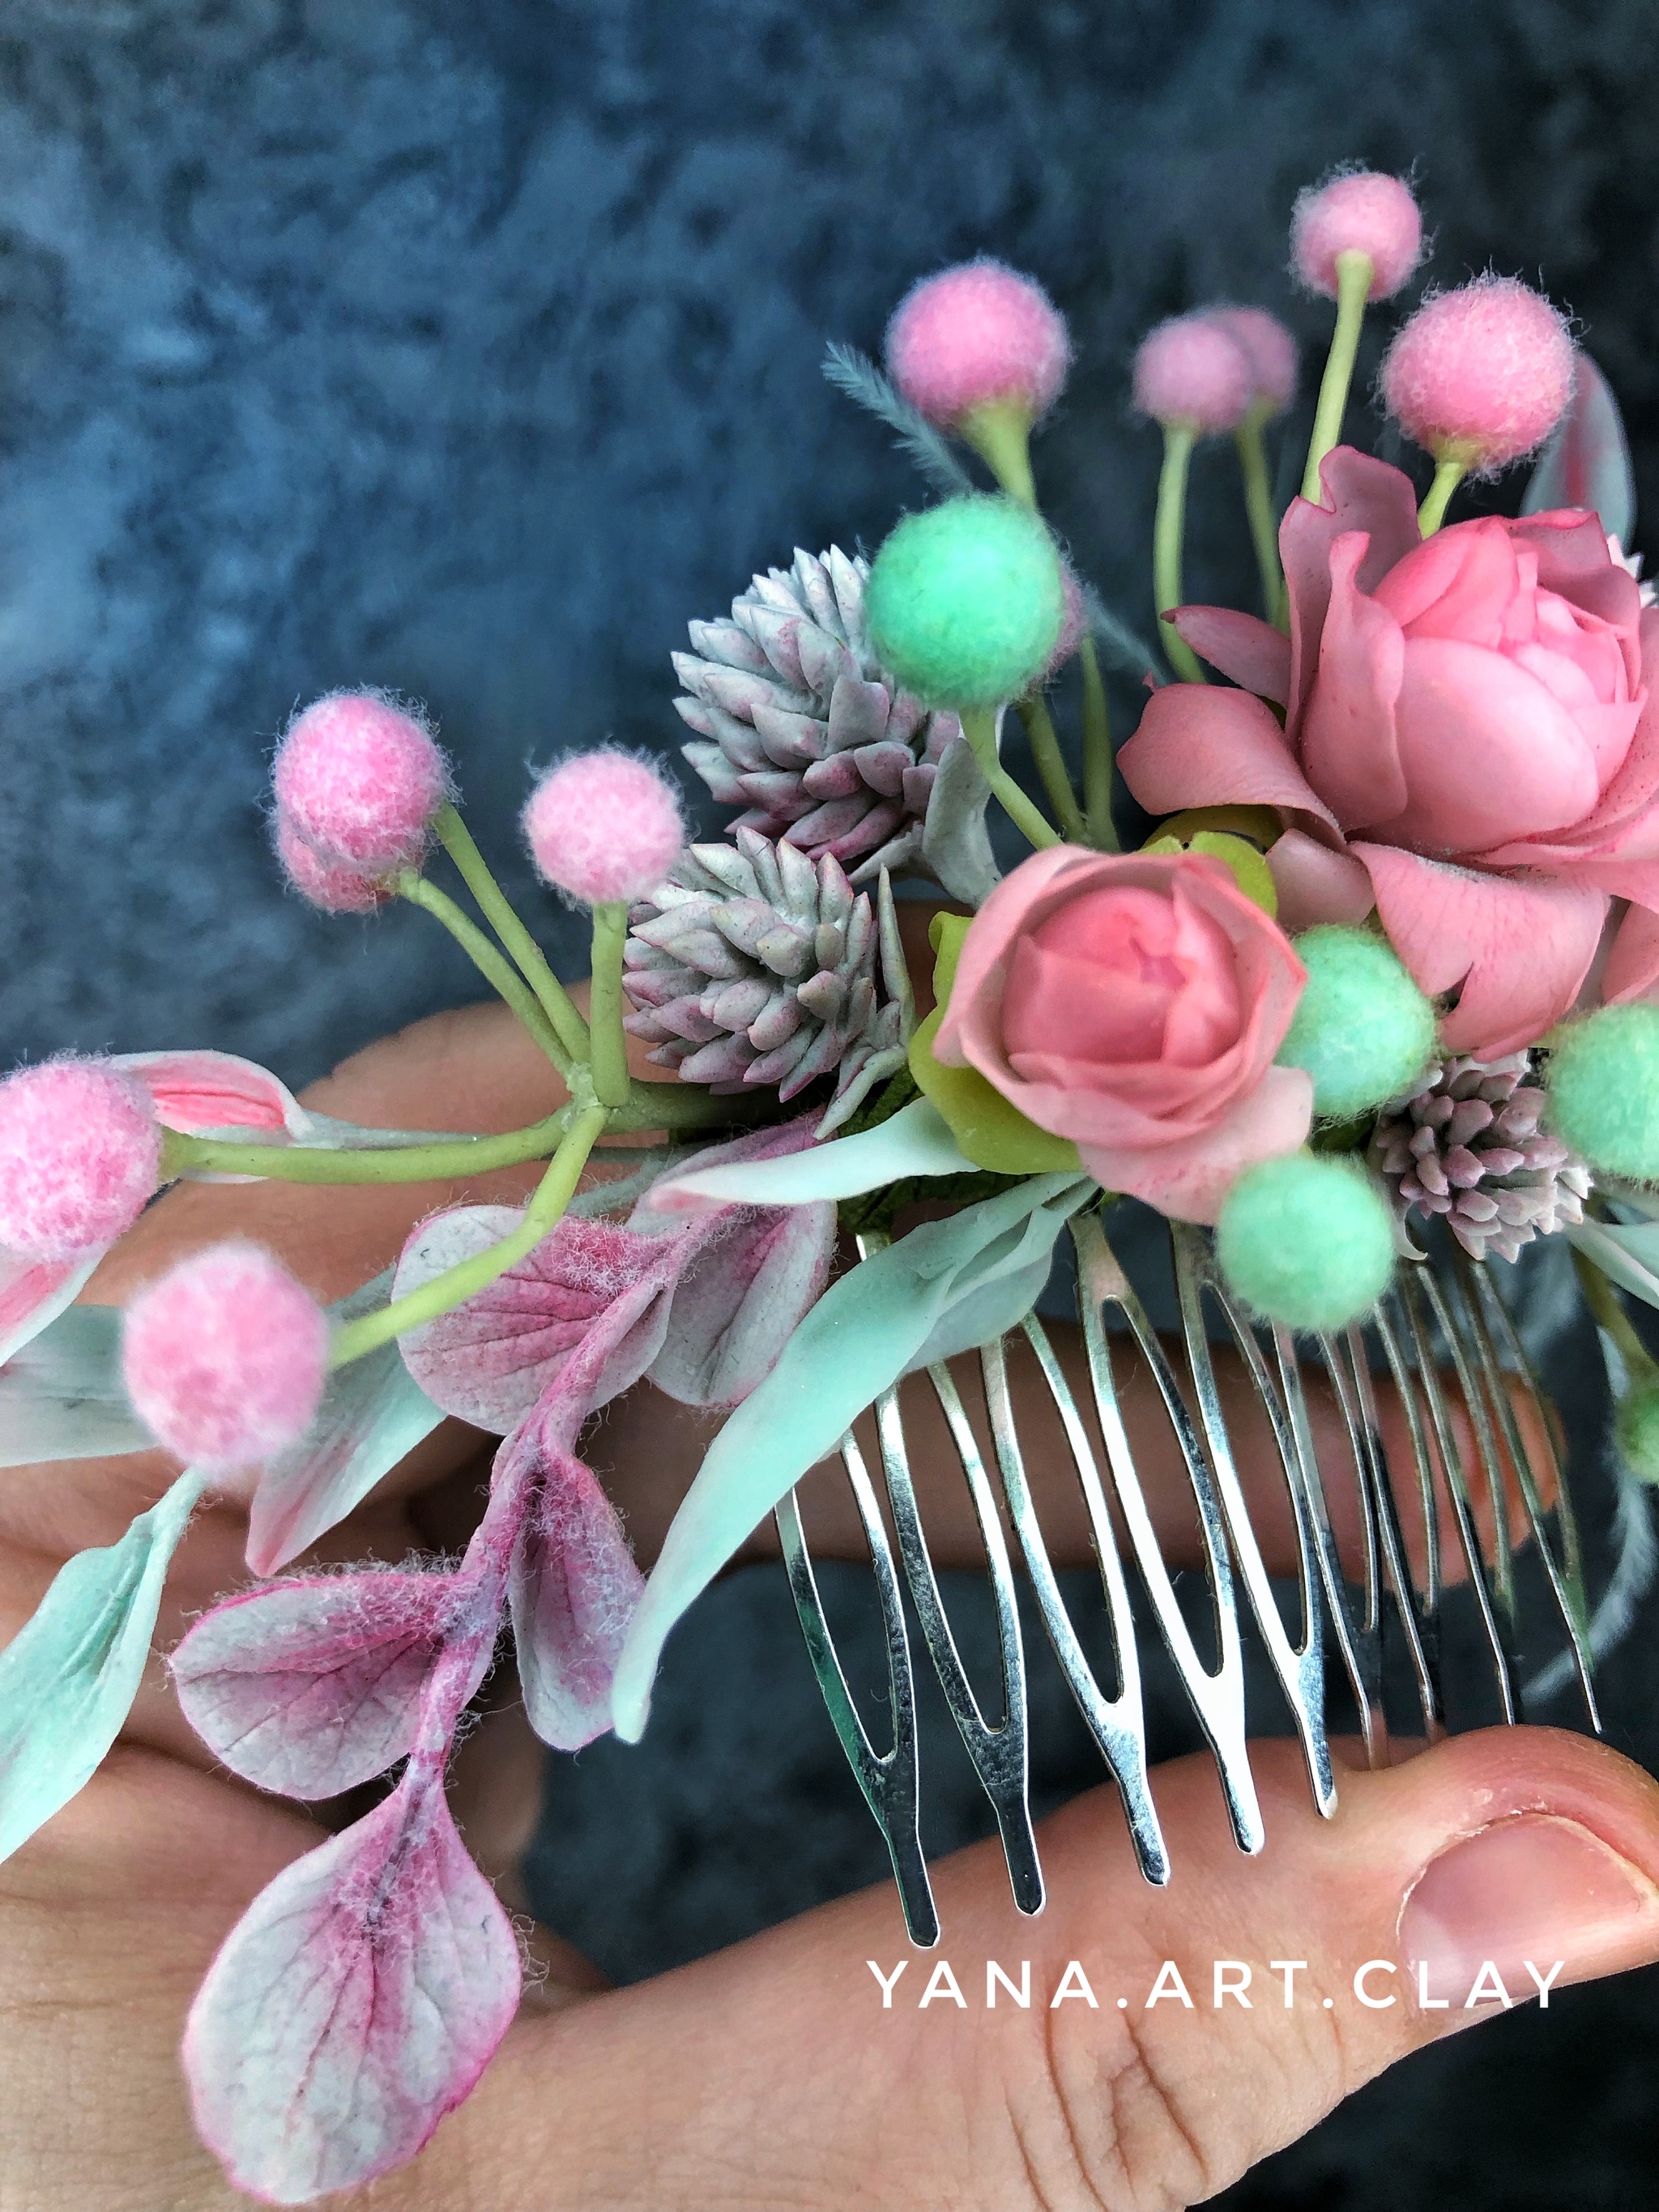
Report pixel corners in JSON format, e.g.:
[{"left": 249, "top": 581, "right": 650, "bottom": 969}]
[
  {"left": 1291, "top": 171, "right": 1423, "bottom": 301},
  {"left": 1200, "top": 306, "right": 1299, "bottom": 416},
  {"left": 272, "top": 690, "right": 449, "bottom": 876},
  {"left": 1132, "top": 314, "right": 1254, "bottom": 435},
  {"left": 0, "top": 1059, "right": 161, "bottom": 1263},
  {"left": 1381, "top": 275, "right": 1576, "bottom": 471},
  {"left": 885, "top": 259, "right": 1071, "bottom": 429},
  {"left": 523, "top": 750, "right": 688, "bottom": 906},
  {"left": 122, "top": 1241, "right": 329, "bottom": 1470},
  {"left": 275, "top": 816, "right": 389, "bottom": 914}
]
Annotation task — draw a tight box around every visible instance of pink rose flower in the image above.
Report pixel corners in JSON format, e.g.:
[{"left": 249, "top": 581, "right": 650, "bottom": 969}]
[
  {"left": 1118, "top": 446, "right": 1659, "bottom": 1055},
  {"left": 932, "top": 846, "right": 1311, "bottom": 1223}
]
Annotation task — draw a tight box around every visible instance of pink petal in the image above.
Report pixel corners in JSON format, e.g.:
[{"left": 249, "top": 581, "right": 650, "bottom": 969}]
[
  {"left": 1166, "top": 606, "right": 1292, "bottom": 702},
  {"left": 183, "top": 1767, "right": 519, "bottom": 2203},
  {"left": 171, "top": 1571, "right": 460, "bottom": 1799},
  {"left": 1371, "top": 518, "right": 1522, "bottom": 644},
  {"left": 0, "top": 1247, "right": 103, "bottom": 1366},
  {"left": 1604, "top": 901, "right": 1659, "bottom": 1004},
  {"left": 649, "top": 1196, "right": 836, "bottom": 1407},
  {"left": 1077, "top": 1063, "right": 1314, "bottom": 1226},
  {"left": 1298, "top": 531, "right": 1409, "bottom": 829},
  {"left": 1117, "top": 683, "right": 1338, "bottom": 830},
  {"left": 1265, "top": 829, "right": 1376, "bottom": 933},
  {"left": 117, "top": 1050, "right": 301, "bottom": 1136},
  {"left": 1354, "top": 844, "right": 1609, "bottom": 1055},
  {"left": 1282, "top": 447, "right": 1422, "bottom": 731}
]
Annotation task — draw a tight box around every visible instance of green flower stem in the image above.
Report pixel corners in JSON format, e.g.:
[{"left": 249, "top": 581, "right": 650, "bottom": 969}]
[
  {"left": 1235, "top": 407, "right": 1288, "bottom": 630},
  {"left": 433, "top": 803, "right": 591, "bottom": 1063},
  {"left": 1418, "top": 451, "right": 1470, "bottom": 539},
  {"left": 1300, "top": 248, "right": 1374, "bottom": 505},
  {"left": 1015, "top": 696, "right": 1087, "bottom": 842},
  {"left": 1078, "top": 635, "right": 1116, "bottom": 850},
  {"left": 396, "top": 872, "right": 569, "bottom": 1072},
  {"left": 1154, "top": 424, "right": 1205, "bottom": 685},
  {"left": 588, "top": 901, "right": 631, "bottom": 1108},
  {"left": 961, "top": 399, "right": 1038, "bottom": 509},
  {"left": 328, "top": 1104, "right": 608, "bottom": 1369},
  {"left": 1573, "top": 1247, "right": 1658, "bottom": 1383},
  {"left": 960, "top": 705, "right": 1060, "bottom": 851}
]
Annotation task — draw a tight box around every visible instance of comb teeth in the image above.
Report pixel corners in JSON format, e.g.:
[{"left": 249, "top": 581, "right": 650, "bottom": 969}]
[{"left": 778, "top": 1217, "right": 1601, "bottom": 1946}]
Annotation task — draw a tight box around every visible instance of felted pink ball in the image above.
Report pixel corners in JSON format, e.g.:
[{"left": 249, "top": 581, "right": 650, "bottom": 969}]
[
  {"left": 0, "top": 1059, "right": 162, "bottom": 1262},
  {"left": 1291, "top": 171, "right": 1423, "bottom": 300},
  {"left": 1044, "top": 563, "right": 1088, "bottom": 676},
  {"left": 1201, "top": 306, "right": 1299, "bottom": 416},
  {"left": 1381, "top": 275, "right": 1576, "bottom": 471},
  {"left": 122, "top": 1241, "right": 329, "bottom": 1470},
  {"left": 1132, "top": 315, "right": 1254, "bottom": 435},
  {"left": 272, "top": 690, "right": 450, "bottom": 875},
  {"left": 275, "top": 816, "right": 389, "bottom": 914},
  {"left": 885, "top": 259, "right": 1072, "bottom": 429},
  {"left": 523, "top": 750, "right": 688, "bottom": 905}
]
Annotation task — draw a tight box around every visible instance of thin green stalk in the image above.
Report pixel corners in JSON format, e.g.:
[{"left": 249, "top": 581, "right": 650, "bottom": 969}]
[
  {"left": 960, "top": 705, "right": 1060, "bottom": 851},
  {"left": 1573, "top": 1247, "right": 1658, "bottom": 1383},
  {"left": 1235, "top": 407, "right": 1287, "bottom": 630},
  {"left": 1154, "top": 424, "right": 1205, "bottom": 684},
  {"left": 588, "top": 901, "right": 631, "bottom": 1107},
  {"left": 396, "top": 872, "right": 568, "bottom": 1072},
  {"left": 1300, "top": 248, "right": 1374, "bottom": 504},
  {"left": 329, "top": 1105, "right": 608, "bottom": 1368},
  {"left": 961, "top": 399, "right": 1037, "bottom": 508},
  {"left": 1418, "top": 452, "right": 1469, "bottom": 538},
  {"left": 433, "top": 803, "right": 591, "bottom": 1063},
  {"left": 1078, "top": 636, "right": 1115, "bottom": 850},
  {"left": 1014, "top": 696, "right": 1086, "bottom": 842},
  {"left": 162, "top": 1114, "right": 574, "bottom": 1187}
]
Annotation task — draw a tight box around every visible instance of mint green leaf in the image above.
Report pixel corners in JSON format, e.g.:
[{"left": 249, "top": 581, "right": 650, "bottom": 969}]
[
  {"left": 0, "top": 1306, "right": 148, "bottom": 1468},
  {"left": 653, "top": 1097, "right": 975, "bottom": 1213}
]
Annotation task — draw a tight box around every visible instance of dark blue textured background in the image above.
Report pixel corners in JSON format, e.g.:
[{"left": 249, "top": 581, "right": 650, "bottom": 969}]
[{"left": 6, "top": 2, "right": 1659, "bottom": 2201}]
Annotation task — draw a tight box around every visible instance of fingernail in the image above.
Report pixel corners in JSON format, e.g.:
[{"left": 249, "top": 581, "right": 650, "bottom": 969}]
[{"left": 1400, "top": 1815, "right": 1659, "bottom": 1995}]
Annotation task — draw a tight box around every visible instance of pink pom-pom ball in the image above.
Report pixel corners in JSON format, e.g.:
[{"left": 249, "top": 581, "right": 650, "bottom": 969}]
[
  {"left": 1044, "top": 563, "right": 1088, "bottom": 676},
  {"left": 523, "top": 750, "right": 689, "bottom": 906},
  {"left": 1291, "top": 171, "right": 1423, "bottom": 301},
  {"left": 0, "top": 1059, "right": 161, "bottom": 1263},
  {"left": 272, "top": 690, "right": 450, "bottom": 876},
  {"left": 1201, "top": 306, "right": 1299, "bottom": 416},
  {"left": 275, "top": 816, "right": 389, "bottom": 914},
  {"left": 885, "top": 259, "right": 1072, "bottom": 429},
  {"left": 122, "top": 1241, "right": 329, "bottom": 1471},
  {"left": 1382, "top": 275, "right": 1576, "bottom": 471},
  {"left": 1132, "top": 314, "right": 1254, "bottom": 435}
]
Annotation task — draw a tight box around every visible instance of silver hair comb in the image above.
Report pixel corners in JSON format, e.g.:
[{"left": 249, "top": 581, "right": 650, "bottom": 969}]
[{"left": 776, "top": 1218, "right": 1598, "bottom": 1948}]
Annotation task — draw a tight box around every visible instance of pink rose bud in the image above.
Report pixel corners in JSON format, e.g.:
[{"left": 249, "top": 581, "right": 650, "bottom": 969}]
[
  {"left": 275, "top": 816, "right": 390, "bottom": 914},
  {"left": 523, "top": 749, "right": 688, "bottom": 905},
  {"left": 1382, "top": 275, "right": 1576, "bottom": 471},
  {"left": 885, "top": 258, "right": 1071, "bottom": 429},
  {"left": 122, "top": 1241, "right": 329, "bottom": 1470},
  {"left": 272, "top": 690, "right": 450, "bottom": 876},
  {"left": 0, "top": 1059, "right": 162, "bottom": 1262},
  {"left": 1201, "top": 305, "right": 1299, "bottom": 416},
  {"left": 1291, "top": 170, "right": 1423, "bottom": 300},
  {"left": 1132, "top": 314, "right": 1255, "bottom": 435}
]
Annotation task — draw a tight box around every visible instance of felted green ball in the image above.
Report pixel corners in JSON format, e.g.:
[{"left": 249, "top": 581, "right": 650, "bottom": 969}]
[
  {"left": 1546, "top": 1005, "right": 1659, "bottom": 1179},
  {"left": 1216, "top": 1153, "right": 1396, "bottom": 1331},
  {"left": 1277, "top": 926, "right": 1437, "bottom": 1118},
  {"left": 1617, "top": 1376, "right": 1659, "bottom": 1484},
  {"left": 864, "top": 496, "right": 1064, "bottom": 709}
]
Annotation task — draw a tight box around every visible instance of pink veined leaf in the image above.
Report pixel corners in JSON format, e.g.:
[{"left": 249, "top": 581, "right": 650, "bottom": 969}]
[
  {"left": 183, "top": 1763, "right": 520, "bottom": 2205},
  {"left": 0, "top": 1244, "right": 104, "bottom": 1366},
  {"left": 649, "top": 1196, "right": 836, "bottom": 1407},
  {"left": 117, "top": 1049, "right": 301, "bottom": 1136},
  {"left": 171, "top": 1571, "right": 477, "bottom": 1799}
]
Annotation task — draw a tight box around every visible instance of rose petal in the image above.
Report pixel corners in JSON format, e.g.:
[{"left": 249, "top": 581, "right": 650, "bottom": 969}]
[
  {"left": 1282, "top": 446, "right": 1422, "bottom": 731},
  {"left": 1166, "top": 606, "right": 1293, "bottom": 702},
  {"left": 1604, "top": 901, "right": 1659, "bottom": 1004},
  {"left": 1077, "top": 1063, "right": 1314, "bottom": 1225},
  {"left": 1117, "top": 683, "right": 1338, "bottom": 831},
  {"left": 1265, "top": 829, "right": 1376, "bottom": 932},
  {"left": 1298, "top": 531, "right": 1409, "bottom": 829}
]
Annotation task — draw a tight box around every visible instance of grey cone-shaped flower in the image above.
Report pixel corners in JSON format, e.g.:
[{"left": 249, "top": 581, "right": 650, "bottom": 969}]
[
  {"left": 1369, "top": 1053, "right": 1591, "bottom": 1264},
  {"left": 673, "top": 545, "right": 961, "bottom": 886},
  {"left": 623, "top": 828, "right": 911, "bottom": 1133}
]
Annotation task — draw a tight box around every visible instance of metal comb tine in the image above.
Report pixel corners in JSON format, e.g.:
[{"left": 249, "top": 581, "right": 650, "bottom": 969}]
[
  {"left": 983, "top": 1319, "right": 1171, "bottom": 1886},
  {"left": 1169, "top": 1225, "right": 1337, "bottom": 1814},
  {"left": 1422, "top": 1264, "right": 1520, "bottom": 1630},
  {"left": 1448, "top": 1251, "right": 1600, "bottom": 1729},
  {"left": 774, "top": 1437, "right": 939, "bottom": 1947},
  {"left": 1371, "top": 1298, "right": 1445, "bottom": 1620},
  {"left": 1072, "top": 1213, "right": 1265, "bottom": 1855},
  {"left": 874, "top": 1370, "right": 1045, "bottom": 1914},
  {"left": 1341, "top": 1323, "right": 1447, "bottom": 1744}
]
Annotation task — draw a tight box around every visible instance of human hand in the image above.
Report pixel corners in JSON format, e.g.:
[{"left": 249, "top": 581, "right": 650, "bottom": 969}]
[{"left": 6, "top": 996, "right": 1659, "bottom": 2212}]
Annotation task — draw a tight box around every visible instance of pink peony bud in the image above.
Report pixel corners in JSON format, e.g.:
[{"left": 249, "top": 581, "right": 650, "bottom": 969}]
[
  {"left": 885, "top": 259, "right": 1071, "bottom": 429},
  {"left": 1381, "top": 275, "right": 1576, "bottom": 471},
  {"left": 1132, "top": 314, "right": 1254, "bottom": 435},
  {"left": 0, "top": 1059, "right": 162, "bottom": 1262},
  {"left": 1291, "top": 170, "right": 1423, "bottom": 300},
  {"left": 272, "top": 690, "right": 450, "bottom": 876},
  {"left": 1200, "top": 305, "right": 1299, "bottom": 416},
  {"left": 523, "top": 749, "right": 688, "bottom": 906},
  {"left": 275, "top": 816, "right": 390, "bottom": 914},
  {"left": 122, "top": 1241, "right": 329, "bottom": 1470}
]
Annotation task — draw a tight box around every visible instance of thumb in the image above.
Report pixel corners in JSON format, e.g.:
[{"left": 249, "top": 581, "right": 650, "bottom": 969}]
[{"left": 418, "top": 1726, "right": 1659, "bottom": 2210}]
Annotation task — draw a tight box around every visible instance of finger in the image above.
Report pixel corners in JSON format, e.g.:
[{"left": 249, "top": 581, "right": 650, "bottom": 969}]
[{"left": 412, "top": 1727, "right": 1659, "bottom": 2211}]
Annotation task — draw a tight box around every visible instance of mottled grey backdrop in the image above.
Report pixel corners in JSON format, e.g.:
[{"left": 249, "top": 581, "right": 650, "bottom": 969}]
[{"left": 6, "top": 2, "right": 1659, "bottom": 2202}]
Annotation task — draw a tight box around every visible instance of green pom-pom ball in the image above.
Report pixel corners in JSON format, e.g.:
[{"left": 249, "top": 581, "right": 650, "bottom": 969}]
[
  {"left": 1546, "top": 1004, "right": 1659, "bottom": 1179},
  {"left": 1216, "top": 1154, "right": 1396, "bottom": 1331},
  {"left": 1277, "top": 926, "right": 1437, "bottom": 1119},
  {"left": 864, "top": 495, "right": 1064, "bottom": 709},
  {"left": 1617, "top": 1376, "right": 1659, "bottom": 1484}
]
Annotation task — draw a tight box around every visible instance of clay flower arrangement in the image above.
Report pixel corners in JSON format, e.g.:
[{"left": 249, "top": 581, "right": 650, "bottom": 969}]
[{"left": 6, "top": 164, "right": 1659, "bottom": 2202}]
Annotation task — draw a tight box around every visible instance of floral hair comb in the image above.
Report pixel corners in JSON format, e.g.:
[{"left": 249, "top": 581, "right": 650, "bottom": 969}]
[{"left": 5, "top": 162, "right": 1659, "bottom": 2202}]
